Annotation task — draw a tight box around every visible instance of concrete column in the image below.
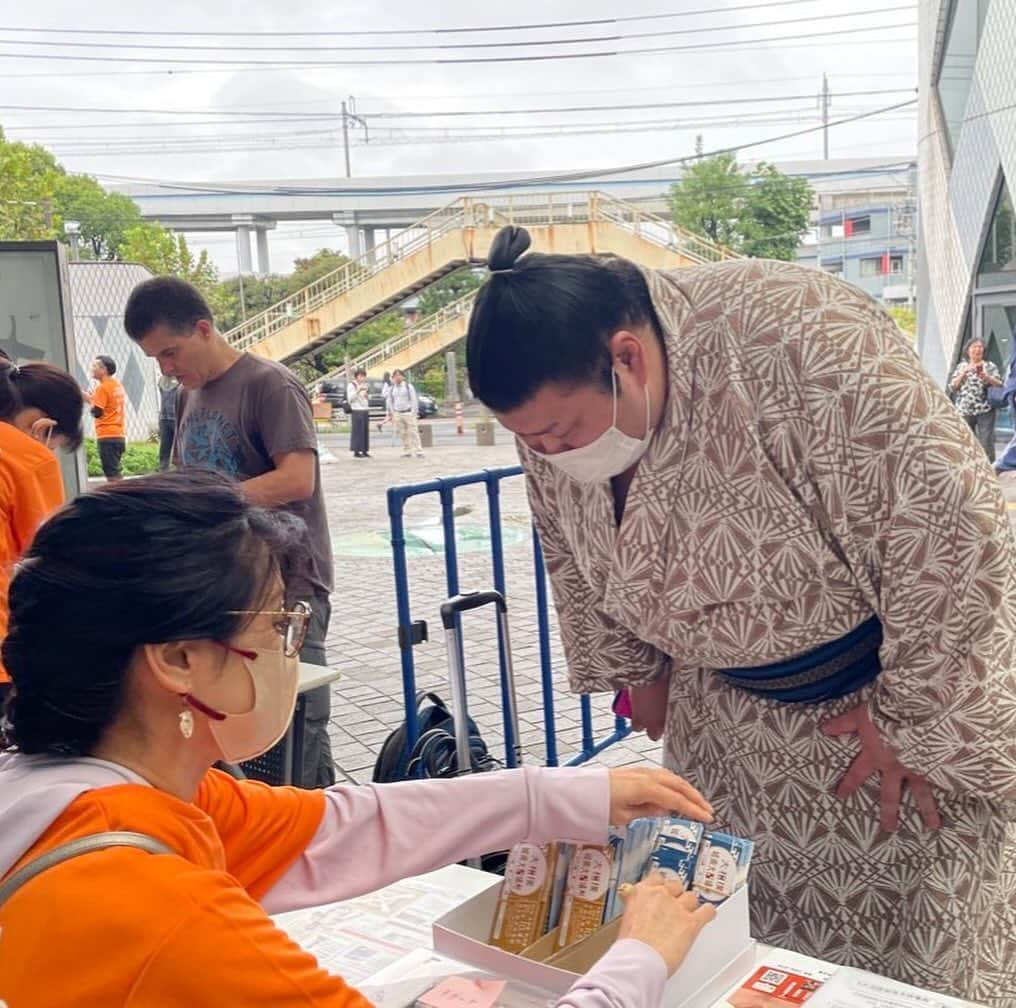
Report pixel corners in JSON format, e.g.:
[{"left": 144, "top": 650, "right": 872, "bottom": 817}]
[
  {"left": 363, "top": 226, "right": 377, "bottom": 266},
  {"left": 255, "top": 228, "right": 271, "bottom": 275},
  {"left": 445, "top": 350, "right": 458, "bottom": 401},
  {"left": 235, "top": 225, "right": 253, "bottom": 275},
  {"left": 345, "top": 225, "right": 362, "bottom": 260}
]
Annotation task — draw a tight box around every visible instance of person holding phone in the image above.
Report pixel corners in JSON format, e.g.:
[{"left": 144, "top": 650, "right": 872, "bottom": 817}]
[{"left": 950, "top": 337, "right": 1002, "bottom": 460}]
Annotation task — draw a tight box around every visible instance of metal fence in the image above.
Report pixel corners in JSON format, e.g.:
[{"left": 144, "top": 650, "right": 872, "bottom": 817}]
[{"left": 387, "top": 466, "right": 630, "bottom": 769}]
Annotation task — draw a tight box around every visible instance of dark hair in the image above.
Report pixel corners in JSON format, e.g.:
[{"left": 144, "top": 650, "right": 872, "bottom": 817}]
[
  {"left": 2, "top": 469, "right": 305, "bottom": 757},
  {"left": 354, "top": 368, "right": 366, "bottom": 378},
  {"left": 95, "top": 354, "right": 117, "bottom": 376},
  {"left": 124, "top": 276, "right": 214, "bottom": 341},
  {"left": 466, "top": 226, "right": 660, "bottom": 412},
  {"left": 392, "top": 369, "right": 405, "bottom": 378},
  {"left": 0, "top": 361, "right": 84, "bottom": 451}
]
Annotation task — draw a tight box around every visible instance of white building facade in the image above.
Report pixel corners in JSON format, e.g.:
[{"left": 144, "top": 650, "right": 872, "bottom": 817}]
[
  {"left": 918, "top": 0, "right": 1016, "bottom": 389},
  {"left": 68, "top": 261, "right": 161, "bottom": 443}
]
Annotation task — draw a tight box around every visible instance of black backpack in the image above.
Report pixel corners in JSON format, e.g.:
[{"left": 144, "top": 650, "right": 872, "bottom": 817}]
[{"left": 372, "top": 691, "right": 499, "bottom": 783}]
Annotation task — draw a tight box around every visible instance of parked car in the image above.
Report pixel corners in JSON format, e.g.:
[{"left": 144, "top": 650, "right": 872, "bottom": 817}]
[
  {"left": 316, "top": 378, "right": 438, "bottom": 420},
  {"left": 417, "top": 393, "right": 439, "bottom": 419}
]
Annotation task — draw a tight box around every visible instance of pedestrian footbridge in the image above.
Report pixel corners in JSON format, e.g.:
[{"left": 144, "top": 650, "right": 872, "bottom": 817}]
[{"left": 224, "top": 191, "right": 737, "bottom": 374}]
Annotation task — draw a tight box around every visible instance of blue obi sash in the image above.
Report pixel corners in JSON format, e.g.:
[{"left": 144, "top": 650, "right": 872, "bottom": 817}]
[{"left": 714, "top": 615, "right": 882, "bottom": 703}]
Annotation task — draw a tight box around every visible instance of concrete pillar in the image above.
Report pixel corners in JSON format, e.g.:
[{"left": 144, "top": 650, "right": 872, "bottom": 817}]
[
  {"left": 255, "top": 228, "right": 271, "bottom": 275},
  {"left": 235, "top": 225, "right": 253, "bottom": 275},
  {"left": 446, "top": 350, "right": 459, "bottom": 401},
  {"left": 346, "top": 225, "right": 362, "bottom": 261},
  {"left": 363, "top": 226, "right": 377, "bottom": 266}
]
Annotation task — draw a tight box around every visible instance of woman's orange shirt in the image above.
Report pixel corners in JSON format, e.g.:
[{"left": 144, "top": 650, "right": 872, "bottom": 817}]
[
  {"left": 0, "top": 422, "right": 65, "bottom": 682},
  {"left": 0, "top": 770, "right": 374, "bottom": 1007}
]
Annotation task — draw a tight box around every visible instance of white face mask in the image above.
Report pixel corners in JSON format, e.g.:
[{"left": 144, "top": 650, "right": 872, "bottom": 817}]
[
  {"left": 541, "top": 371, "right": 653, "bottom": 484},
  {"left": 187, "top": 645, "right": 300, "bottom": 763}
]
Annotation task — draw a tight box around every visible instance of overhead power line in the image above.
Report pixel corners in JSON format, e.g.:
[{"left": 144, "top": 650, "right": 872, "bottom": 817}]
[
  {"left": 64, "top": 100, "right": 917, "bottom": 197},
  {"left": 0, "top": 2, "right": 912, "bottom": 36},
  {"left": 0, "top": 21, "right": 917, "bottom": 66},
  {"left": 0, "top": 40, "right": 919, "bottom": 80},
  {"left": 0, "top": 8, "right": 909, "bottom": 53},
  {"left": 0, "top": 89, "right": 917, "bottom": 127}
]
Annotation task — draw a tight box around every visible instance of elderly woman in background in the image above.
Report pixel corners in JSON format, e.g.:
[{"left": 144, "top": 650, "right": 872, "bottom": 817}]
[{"left": 950, "top": 337, "right": 1002, "bottom": 460}]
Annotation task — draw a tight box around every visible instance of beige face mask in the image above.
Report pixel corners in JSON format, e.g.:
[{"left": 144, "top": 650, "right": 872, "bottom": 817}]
[{"left": 184, "top": 645, "right": 300, "bottom": 763}]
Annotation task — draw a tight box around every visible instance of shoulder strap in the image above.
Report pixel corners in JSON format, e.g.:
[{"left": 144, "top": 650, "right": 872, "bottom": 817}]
[{"left": 0, "top": 831, "right": 173, "bottom": 910}]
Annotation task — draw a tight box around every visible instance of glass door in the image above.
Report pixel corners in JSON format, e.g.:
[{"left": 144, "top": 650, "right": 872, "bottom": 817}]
[{"left": 974, "top": 293, "right": 1016, "bottom": 433}]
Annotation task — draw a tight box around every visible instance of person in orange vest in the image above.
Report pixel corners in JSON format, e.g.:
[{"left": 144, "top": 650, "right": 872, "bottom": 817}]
[
  {"left": 88, "top": 355, "right": 126, "bottom": 481},
  {"left": 0, "top": 355, "right": 83, "bottom": 700},
  {"left": 0, "top": 469, "right": 716, "bottom": 1008}
]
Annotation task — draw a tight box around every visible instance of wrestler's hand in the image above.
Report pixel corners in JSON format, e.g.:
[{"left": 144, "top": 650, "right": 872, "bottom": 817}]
[
  {"left": 630, "top": 675, "right": 670, "bottom": 741},
  {"left": 822, "top": 702, "right": 941, "bottom": 832}
]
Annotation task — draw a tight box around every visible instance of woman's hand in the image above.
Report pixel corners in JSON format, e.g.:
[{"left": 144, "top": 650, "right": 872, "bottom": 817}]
[
  {"left": 608, "top": 766, "right": 713, "bottom": 825},
  {"left": 617, "top": 875, "right": 716, "bottom": 976},
  {"left": 629, "top": 676, "right": 670, "bottom": 740},
  {"left": 822, "top": 702, "right": 941, "bottom": 832}
]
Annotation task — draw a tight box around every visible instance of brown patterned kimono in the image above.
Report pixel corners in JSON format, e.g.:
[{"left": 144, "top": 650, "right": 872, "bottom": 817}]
[{"left": 521, "top": 259, "right": 1016, "bottom": 1005}]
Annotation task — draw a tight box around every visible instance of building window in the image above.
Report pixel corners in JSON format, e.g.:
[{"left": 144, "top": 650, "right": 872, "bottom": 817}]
[
  {"left": 977, "top": 175, "right": 1016, "bottom": 289},
  {"left": 845, "top": 215, "right": 871, "bottom": 236},
  {"left": 860, "top": 257, "right": 882, "bottom": 278},
  {"left": 823, "top": 259, "right": 843, "bottom": 274},
  {"left": 890, "top": 256, "right": 905, "bottom": 275},
  {"left": 935, "top": 0, "right": 991, "bottom": 155}
]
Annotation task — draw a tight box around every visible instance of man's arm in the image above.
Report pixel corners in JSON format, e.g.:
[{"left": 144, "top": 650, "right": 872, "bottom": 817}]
[
  {"left": 243, "top": 378, "right": 318, "bottom": 506},
  {"left": 243, "top": 450, "right": 316, "bottom": 507},
  {"left": 409, "top": 383, "right": 419, "bottom": 415}
]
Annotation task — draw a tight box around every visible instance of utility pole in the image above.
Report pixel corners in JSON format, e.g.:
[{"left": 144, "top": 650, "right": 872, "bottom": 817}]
[
  {"left": 340, "top": 96, "right": 369, "bottom": 179},
  {"left": 341, "top": 100, "right": 351, "bottom": 178},
  {"left": 821, "top": 74, "right": 831, "bottom": 160}
]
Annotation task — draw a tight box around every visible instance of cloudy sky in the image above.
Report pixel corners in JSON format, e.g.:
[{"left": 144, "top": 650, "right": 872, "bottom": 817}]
[{"left": 1, "top": 0, "right": 918, "bottom": 272}]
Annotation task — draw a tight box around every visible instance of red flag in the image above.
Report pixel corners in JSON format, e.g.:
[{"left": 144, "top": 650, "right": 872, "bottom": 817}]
[
  {"left": 844, "top": 219, "right": 854, "bottom": 236},
  {"left": 881, "top": 253, "right": 890, "bottom": 274}
]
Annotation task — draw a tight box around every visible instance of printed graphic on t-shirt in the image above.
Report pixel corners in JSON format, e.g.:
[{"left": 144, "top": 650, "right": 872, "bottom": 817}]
[{"left": 177, "top": 407, "right": 243, "bottom": 476}]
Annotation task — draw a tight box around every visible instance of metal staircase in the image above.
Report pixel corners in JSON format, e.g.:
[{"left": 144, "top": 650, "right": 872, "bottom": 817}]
[{"left": 225, "top": 191, "right": 737, "bottom": 368}]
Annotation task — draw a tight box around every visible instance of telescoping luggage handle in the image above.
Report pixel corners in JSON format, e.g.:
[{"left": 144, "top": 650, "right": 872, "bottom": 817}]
[{"left": 440, "top": 591, "right": 523, "bottom": 777}]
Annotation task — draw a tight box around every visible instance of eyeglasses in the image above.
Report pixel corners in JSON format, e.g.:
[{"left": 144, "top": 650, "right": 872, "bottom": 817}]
[{"left": 224, "top": 601, "right": 312, "bottom": 658}]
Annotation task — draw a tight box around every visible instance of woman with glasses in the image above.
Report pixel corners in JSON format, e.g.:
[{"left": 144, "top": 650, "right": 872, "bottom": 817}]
[
  {"left": 0, "top": 469, "right": 716, "bottom": 1008},
  {"left": 0, "top": 357, "right": 84, "bottom": 695}
]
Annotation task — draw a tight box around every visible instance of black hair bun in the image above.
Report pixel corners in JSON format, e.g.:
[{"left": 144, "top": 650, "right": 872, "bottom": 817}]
[{"left": 487, "top": 226, "right": 532, "bottom": 272}]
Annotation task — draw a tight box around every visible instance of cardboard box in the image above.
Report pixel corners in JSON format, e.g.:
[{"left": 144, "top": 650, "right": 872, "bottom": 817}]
[{"left": 434, "top": 881, "right": 756, "bottom": 1008}]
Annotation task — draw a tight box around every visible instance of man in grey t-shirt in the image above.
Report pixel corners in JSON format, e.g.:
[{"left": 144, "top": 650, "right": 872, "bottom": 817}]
[{"left": 124, "top": 276, "right": 335, "bottom": 788}]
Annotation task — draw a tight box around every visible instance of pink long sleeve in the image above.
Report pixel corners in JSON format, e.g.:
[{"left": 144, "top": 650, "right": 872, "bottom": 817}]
[
  {"left": 262, "top": 765, "right": 609, "bottom": 914},
  {"left": 555, "top": 940, "right": 669, "bottom": 1008}
]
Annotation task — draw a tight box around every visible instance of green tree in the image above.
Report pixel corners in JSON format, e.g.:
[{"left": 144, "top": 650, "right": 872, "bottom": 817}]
[
  {"left": 286, "top": 248, "right": 352, "bottom": 294},
  {"left": 0, "top": 129, "right": 62, "bottom": 240},
  {"left": 416, "top": 268, "right": 483, "bottom": 317},
  {"left": 668, "top": 155, "right": 814, "bottom": 261},
  {"left": 887, "top": 306, "right": 916, "bottom": 343},
  {"left": 120, "top": 224, "right": 218, "bottom": 299},
  {"left": 214, "top": 273, "right": 291, "bottom": 333},
  {"left": 53, "top": 173, "right": 144, "bottom": 260},
  {"left": 741, "top": 163, "right": 814, "bottom": 261},
  {"left": 668, "top": 152, "right": 747, "bottom": 248}
]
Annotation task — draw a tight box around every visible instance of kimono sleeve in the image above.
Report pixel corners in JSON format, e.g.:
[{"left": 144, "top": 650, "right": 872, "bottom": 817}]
[
  {"left": 523, "top": 461, "right": 670, "bottom": 694},
  {"left": 793, "top": 300, "right": 1016, "bottom": 803}
]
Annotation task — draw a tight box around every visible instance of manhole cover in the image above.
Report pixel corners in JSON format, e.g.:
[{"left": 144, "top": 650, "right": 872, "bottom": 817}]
[{"left": 332, "top": 523, "right": 528, "bottom": 558}]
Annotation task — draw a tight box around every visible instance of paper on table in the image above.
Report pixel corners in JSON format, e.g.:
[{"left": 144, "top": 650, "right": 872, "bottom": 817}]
[
  {"left": 417, "top": 977, "right": 507, "bottom": 1008},
  {"left": 364, "top": 949, "right": 554, "bottom": 1008},
  {"left": 712, "top": 949, "right": 836, "bottom": 1008},
  {"left": 804, "top": 968, "right": 982, "bottom": 1008},
  {"left": 271, "top": 864, "right": 500, "bottom": 986}
]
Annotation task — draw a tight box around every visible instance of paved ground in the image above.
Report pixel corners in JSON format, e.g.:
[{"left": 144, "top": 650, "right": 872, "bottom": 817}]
[{"left": 317, "top": 419, "right": 663, "bottom": 783}]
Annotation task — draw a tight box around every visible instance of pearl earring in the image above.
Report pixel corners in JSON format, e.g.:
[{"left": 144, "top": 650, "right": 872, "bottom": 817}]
[{"left": 179, "top": 708, "right": 194, "bottom": 740}]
